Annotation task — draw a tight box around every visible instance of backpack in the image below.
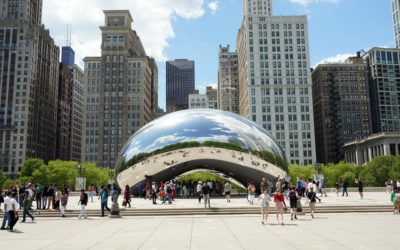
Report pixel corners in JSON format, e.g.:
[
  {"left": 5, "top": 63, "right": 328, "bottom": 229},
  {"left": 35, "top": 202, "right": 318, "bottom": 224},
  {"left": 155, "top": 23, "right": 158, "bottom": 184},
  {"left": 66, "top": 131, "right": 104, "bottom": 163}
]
[
  {"left": 395, "top": 193, "right": 400, "bottom": 201},
  {"left": 166, "top": 186, "right": 171, "bottom": 193},
  {"left": 289, "top": 191, "right": 297, "bottom": 201}
]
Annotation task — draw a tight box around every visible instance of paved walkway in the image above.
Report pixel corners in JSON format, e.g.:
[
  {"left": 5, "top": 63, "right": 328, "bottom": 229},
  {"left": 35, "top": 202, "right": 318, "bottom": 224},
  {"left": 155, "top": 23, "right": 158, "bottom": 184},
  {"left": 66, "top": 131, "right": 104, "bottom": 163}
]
[
  {"left": 0, "top": 213, "right": 399, "bottom": 250},
  {"left": 32, "top": 191, "right": 392, "bottom": 211}
]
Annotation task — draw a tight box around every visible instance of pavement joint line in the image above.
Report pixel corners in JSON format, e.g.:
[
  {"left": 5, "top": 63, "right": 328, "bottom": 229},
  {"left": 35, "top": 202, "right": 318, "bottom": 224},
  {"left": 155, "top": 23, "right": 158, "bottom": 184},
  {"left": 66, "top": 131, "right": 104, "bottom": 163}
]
[
  {"left": 189, "top": 217, "right": 194, "bottom": 250},
  {"left": 221, "top": 217, "right": 246, "bottom": 250},
  {"left": 37, "top": 218, "right": 110, "bottom": 250},
  {"left": 256, "top": 215, "right": 301, "bottom": 250},
  {"left": 137, "top": 217, "right": 166, "bottom": 250},
  {"left": 87, "top": 218, "right": 138, "bottom": 250}
]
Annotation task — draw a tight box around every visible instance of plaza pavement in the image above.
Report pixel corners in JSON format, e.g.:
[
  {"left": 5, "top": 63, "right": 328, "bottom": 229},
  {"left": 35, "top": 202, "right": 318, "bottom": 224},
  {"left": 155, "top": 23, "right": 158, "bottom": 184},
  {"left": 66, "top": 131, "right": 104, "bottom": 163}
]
[{"left": 0, "top": 212, "right": 399, "bottom": 250}]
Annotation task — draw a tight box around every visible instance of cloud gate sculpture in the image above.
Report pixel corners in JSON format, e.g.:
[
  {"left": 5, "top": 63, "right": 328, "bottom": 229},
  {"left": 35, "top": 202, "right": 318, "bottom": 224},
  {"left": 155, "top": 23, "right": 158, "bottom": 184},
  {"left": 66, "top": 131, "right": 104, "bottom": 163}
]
[{"left": 116, "top": 109, "right": 288, "bottom": 191}]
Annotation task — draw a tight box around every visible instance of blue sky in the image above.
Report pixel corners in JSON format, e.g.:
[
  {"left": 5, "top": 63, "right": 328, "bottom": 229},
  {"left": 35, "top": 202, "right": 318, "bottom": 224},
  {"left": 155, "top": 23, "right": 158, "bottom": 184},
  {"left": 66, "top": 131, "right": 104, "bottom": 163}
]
[{"left": 157, "top": 0, "right": 394, "bottom": 110}]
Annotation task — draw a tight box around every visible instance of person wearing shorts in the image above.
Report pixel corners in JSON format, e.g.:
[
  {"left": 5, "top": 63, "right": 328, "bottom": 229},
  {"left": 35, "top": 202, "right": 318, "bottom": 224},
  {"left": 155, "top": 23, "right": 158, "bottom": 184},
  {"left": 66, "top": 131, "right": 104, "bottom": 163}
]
[
  {"left": 258, "top": 188, "right": 271, "bottom": 225},
  {"left": 307, "top": 187, "right": 320, "bottom": 218},
  {"left": 274, "top": 189, "right": 286, "bottom": 225}
]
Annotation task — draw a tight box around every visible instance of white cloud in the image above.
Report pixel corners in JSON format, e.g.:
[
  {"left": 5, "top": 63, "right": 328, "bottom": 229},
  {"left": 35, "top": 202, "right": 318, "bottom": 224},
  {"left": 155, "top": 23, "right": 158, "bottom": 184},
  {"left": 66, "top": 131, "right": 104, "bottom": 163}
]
[
  {"left": 289, "top": 0, "right": 340, "bottom": 6},
  {"left": 208, "top": 1, "right": 219, "bottom": 14},
  {"left": 42, "top": 0, "right": 207, "bottom": 65},
  {"left": 314, "top": 53, "right": 354, "bottom": 67}
]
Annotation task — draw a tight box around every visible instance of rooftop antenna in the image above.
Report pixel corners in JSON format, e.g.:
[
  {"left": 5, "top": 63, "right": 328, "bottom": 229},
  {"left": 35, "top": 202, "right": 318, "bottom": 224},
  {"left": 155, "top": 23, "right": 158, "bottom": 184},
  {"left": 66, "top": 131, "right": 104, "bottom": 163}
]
[{"left": 65, "top": 25, "right": 72, "bottom": 47}]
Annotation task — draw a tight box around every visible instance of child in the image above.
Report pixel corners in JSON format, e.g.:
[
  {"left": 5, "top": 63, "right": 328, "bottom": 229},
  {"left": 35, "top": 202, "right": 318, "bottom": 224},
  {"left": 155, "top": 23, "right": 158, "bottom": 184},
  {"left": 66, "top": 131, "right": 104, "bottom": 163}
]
[
  {"left": 274, "top": 189, "right": 286, "bottom": 225},
  {"left": 78, "top": 189, "right": 88, "bottom": 219},
  {"left": 258, "top": 188, "right": 271, "bottom": 225}
]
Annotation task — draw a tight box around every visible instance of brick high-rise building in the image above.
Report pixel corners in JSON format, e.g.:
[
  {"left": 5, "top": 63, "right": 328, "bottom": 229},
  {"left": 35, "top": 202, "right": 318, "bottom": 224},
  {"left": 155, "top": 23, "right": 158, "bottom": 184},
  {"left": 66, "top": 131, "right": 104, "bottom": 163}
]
[
  {"left": 0, "top": 0, "right": 59, "bottom": 176},
  {"left": 82, "top": 10, "right": 158, "bottom": 168},
  {"left": 166, "top": 59, "right": 195, "bottom": 113},
  {"left": 236, "top": 0, "right": 316, "bottom": 165},
  {"left": 218, "top": 45, "right": 239, "bottom": 113},
  {"left": 312, "top": 54, "right": 372, "bottom": 164}
]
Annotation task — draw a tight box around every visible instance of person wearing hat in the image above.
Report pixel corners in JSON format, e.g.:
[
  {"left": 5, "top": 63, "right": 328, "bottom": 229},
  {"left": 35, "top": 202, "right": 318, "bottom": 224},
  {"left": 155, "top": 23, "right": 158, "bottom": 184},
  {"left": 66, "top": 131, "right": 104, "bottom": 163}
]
[{"left": 196, "top": 181, "right": 203, "bottom": 203}]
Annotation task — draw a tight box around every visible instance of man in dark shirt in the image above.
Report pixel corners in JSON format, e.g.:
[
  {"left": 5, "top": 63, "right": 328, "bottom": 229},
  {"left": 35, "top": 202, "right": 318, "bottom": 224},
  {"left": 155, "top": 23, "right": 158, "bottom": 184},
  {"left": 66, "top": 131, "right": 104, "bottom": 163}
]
[{"left": 202, "top": 182, "right": 211, "bottom": 208}]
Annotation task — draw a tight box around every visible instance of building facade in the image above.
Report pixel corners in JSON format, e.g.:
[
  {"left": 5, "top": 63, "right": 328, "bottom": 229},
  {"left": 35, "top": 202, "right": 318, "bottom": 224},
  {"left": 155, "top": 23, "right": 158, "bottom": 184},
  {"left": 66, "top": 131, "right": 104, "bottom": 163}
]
[
  {"left": 236, "top": 0, "right": 316, "bottom": 165},
  {"left": 0, "top": 0, "right": 59, "bottom": 176},
  {"left": 82, "top": 10, "right": 157, "bottom": 168},
  {"left": 366, "top": 47, "right": 400, "bottom": 133},
  {"left": 166, "top": 59, "right": 195, "bottom": 113},
  {"left": 344, "top": 133, "right": 400, "bottom": 165},
  {"left": 56, "top": 63, "right": 73, "bottom": 160},
  {"left": 69, "top": 65, "right": 84, "bottom": 162},
  {"left": 61, "top": 46, "right": 75, "bottom": 67},
  {"left": 312, "top": 55, "right": 372, "bottom": 164},
  {"left": 188, "top": 87, "right": 218, "bottom": 110},
  {"left": 218, "top": 45, "right": 239, "bottom": 113},
  {"left": 392, "top": 0, "right": 400, "bottom": 48}
]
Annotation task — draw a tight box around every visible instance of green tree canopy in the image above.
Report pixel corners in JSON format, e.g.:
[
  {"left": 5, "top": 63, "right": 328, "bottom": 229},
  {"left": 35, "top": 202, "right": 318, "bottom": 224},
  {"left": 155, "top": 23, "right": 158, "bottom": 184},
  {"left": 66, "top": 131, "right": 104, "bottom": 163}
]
[
  {"left": 20, "top": 158, "right": 45, "bottom": 177},
  {"left": 0, "top": 170, "right": 8, "bottom": 188},
  {"left": 288, "top": 164, "right": 316, "bottom": 184}
]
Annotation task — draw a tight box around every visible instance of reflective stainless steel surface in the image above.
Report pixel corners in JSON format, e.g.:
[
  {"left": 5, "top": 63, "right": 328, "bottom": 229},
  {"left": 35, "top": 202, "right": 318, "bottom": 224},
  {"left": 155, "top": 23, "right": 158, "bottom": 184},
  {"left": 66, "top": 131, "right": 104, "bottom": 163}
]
[{"left": 116, "top": 109, "right": 288, "bottom": 189}]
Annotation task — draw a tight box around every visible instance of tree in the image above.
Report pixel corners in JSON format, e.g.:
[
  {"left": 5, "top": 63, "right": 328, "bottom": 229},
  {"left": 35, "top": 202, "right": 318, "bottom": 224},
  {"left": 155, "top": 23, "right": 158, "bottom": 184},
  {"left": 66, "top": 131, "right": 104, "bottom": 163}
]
[
  {"left": 321, "top": 162, "right": 360, "bottom": 187},
  {"left": 32, "top": 160, "right": 78, "bottom": 188},
  {"left": 360, "top": 156, "right": 397, "bottom": 186},
  {"left": 288, "top": 164, "right": 316, "bottom": 184},
  {"left": 20, "top": 158, "right": 45, "bottom": 177},
  {"left": 81, "top": 163, "right": 108, "bottom": 188},
  {"left": 0, "top": 170, "right": 8, "bottom": 188}
]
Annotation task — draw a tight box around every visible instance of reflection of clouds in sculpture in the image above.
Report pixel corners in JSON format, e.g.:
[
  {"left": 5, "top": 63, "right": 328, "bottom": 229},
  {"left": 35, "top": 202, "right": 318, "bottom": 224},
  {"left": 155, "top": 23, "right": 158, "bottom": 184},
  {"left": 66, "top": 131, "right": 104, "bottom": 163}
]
[{"left": 116, "top": 109, "right": 286, "bottom": 168}]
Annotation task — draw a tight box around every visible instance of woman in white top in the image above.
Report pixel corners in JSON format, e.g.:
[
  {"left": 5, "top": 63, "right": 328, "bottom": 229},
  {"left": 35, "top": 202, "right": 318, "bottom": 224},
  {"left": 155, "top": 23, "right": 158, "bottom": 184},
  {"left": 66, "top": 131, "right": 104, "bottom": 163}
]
[{"left": 258, "top": 188, "right": 271, "bottom": 225}]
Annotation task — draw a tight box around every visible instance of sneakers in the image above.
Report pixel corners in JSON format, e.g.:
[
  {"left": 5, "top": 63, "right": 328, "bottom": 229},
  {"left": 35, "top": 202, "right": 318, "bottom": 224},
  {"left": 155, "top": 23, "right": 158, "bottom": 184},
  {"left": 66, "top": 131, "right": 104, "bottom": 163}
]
[
  {"left": 281, "top": 222, "right": 284, "bottom": 225},
  {"left": 0, "top": 227, "right": 6, "bottom": 230},
  {"left": 294, "top": 215, "right": 298, "bottom": 220},
  {"left": 261, "top": 221, "right": 265, "bottom": 225},
  {"left": 291, "top": 215, "right": 293, "bottom": 220},
  {"left": 311, "top": 214, "right": 314, "bottom": 219}
]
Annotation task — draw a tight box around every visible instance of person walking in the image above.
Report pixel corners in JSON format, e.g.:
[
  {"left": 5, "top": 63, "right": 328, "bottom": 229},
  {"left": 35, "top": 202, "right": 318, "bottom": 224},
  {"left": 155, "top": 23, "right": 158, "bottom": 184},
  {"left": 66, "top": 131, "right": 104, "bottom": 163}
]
[
  {"left": 123, "top": 185, "right": 131, "bottom": 208},
  {"left": 0, "top": 187, "right": 3, "bottom": 211},
  {"left": 202, "top": 181, "right": 211, "bottom": 208},
  {"left": 224, "top": 181, "right": 232, "bottom": 203},
  {"left": 258, "top": 188, "right": 270, "bottom": 225},
  {"left": 35, "top": 184, "right": 43, "bottom": 210},
  {"left": 41, "top": 185, "right": 48, "bottom": 209},
  {"left": 151, "top": 182, "right": 158, "bottom": 205},
  {"left": 162, "top": 181, "right": 172, "bottom": 204},
  {"left": 21, "top": 191, "right": 34, "bottom": 223},
  {"left": 288, "top": 186, "right": 298, "bottom": 220},
  {"left": 1, "top": 191, "right": 11, "bottom": 230},
  {"left": 307, "top": 187, "right": 320, "bottom": 218},
  {"left": 342, "top": 180, "right": 348, "bottom": 197},
  {"left": 274, "top": 189, "right": 286, "bottom": 225},
  {"left": 196, "top": 181, "right": 203, "bottom": 203},
  {"left": 88, "top": 184, "right": 94, "bottom": 203},
  {"left": 247, "top": 182, "right": 256, "bottom": 205},
  {"left": 99, "top": 186, "right": 111, "bottom": 217},
  {"left": 335, "top": 181, "right": 340, "bottom": 197},
  {"left": 6, "top": 192, "right": 19, "bottom": 232},
  {"left": 391, "top": 187, "right": 400, "bottom": 214},
  {"left": 46, "top": 185, "right": 54, "bottom": 210},
  {"left": 78, "top": 189, "right": 88, "bottom": 219},
  {"left": 356, "top": 179, "right": 364, "bottom": 199},
  {"left": 60, "top": 187, "right": 69, "bottom": 218}
]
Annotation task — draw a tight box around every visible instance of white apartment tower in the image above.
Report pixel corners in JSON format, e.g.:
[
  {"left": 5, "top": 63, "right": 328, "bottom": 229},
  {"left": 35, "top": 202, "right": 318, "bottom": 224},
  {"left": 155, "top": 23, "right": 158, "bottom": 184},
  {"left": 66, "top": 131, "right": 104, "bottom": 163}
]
[
  {"left": 237, "top": 0, "right": 316, "bottom": 165},
  {"left": 218, "top": 45, "right": 239, "bottom": 113},
  {"left": 392, "top": 0, "right": 400, "bottom": 48}
]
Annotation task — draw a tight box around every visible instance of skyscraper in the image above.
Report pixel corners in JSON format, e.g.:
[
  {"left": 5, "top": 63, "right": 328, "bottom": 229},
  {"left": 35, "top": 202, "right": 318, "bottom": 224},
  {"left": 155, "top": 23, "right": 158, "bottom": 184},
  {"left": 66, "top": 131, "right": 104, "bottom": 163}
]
[
  {"left": 218, "top": 45, "right": 239, "bottom": 113},
  {"left": 236, "top": 0, "right": 316, "bottom": 165},
  {"left": 392, "top": 0, "right": 400, "bottom": 48},
  {"left": 82, "top": 10, "right": 158, "bottom": 168},
  {"left": 366, "top": 47, "right": 400, "bottom": 133},
  {"left": 166, "top": 59, "right": 195, "bottom": 113},
  {"left": 61, "top": 46, "right": 75, "bottom": 67},
  {"left": 312, "top": 54, "right": 372, "bottom": 164},
  {"left": 0, "top": 0, "right": 59, "bottom": 176}
]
